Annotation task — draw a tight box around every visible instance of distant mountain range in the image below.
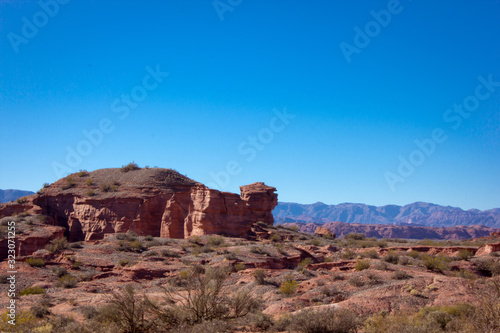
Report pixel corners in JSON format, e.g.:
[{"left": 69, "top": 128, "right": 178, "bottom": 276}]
[
  {"left": 0, "top": 189, "right": 35, "bottom": 203},
  {"left": 283, "top": 221, "right": 498, "bottom": 240},
  {"left": 273, "top": 201, "right": 500, "bottom": 228}
]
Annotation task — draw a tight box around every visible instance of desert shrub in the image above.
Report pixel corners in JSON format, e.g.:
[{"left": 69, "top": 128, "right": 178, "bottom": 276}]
[
  {"left": 43, "top": 182, "right": 50, "bottom": 188},
  {"left": 99, "top": 285, "right": 156, "bottom": 333},
  {"left": 63, "top": 177, "right": 76, "bottom": 190},
  {"left": 364, "top": 249, "right": 379, "bottom": 259},
  {"left": 26, "top": 257, "right": 45, "bottom": 267},
  {"left": 85, "top": 178, "right": 93, "bottom": 186},
  {"left": 298, "top": 257, "right": 314, "bottom": 269},
  {"left": 121, "top": 162, "right": 140, "bottom": 172},
  {"left": 252, "top": 312, "right": 275, "bottom": 331},
  {"left": 399, "top": 256, "right": 412, "bottom": 266},
  {"left": 309, "top": 238, "right": 322, "bottom": 246},
  {"left": 79, "top": 305, "right": 98, "bottom": 320},
  {"left": 374, "top": 261, "right": 389, "bottom": 271},
  {"left": 206, "top": 235, "right": 226, "bottom": 247},
  {"left": 252, "top": 269, "right": 267, "bottom": 285},
  {"left": 392, "top": 270, "right": 412, "bottom": 280},
  {"left": 345, "top": 233, "right": 366, "bottom": 241},
  {"left": 280, "top": 278, "right": 299, "bottom": 296},
  {"left": 475, "top": 258, "right": 500, "bottom": 277},
  {"left": 45, "top": 237, "right": 69, "bottom": 253},
  {"left": 456, "top": 249, "right": 474, "bottom": 261},
  {"left": 467, "top": 278, "right": 500, "bottom": 332},
  {"left": 250, "top": 246, "right": 271, "bottom": 256},
  {"left": 453, "top": 269, "right": 477, "bottom": 280},
  {"left": 87, "top": 189, "right": 96, "bottom": 197},
  {"left": 16, "top": 197, "right": 28, "bottom": 204},
  {"left": 117, "top": 239, "right": 146, "bottom": 253},
  {"left": 162, "top": 249, "right": 180, "bottom": 258},
  {"left": 355, "top": 259, "right": 370, "bottom": 271},
  {"left": 348, "top": 276, "right": 364, "bottom": 287},
  {"left": 56, "top": 274, "right": 78, "bottom": 288},
  {"left": 101, "top": 182, "right": 118, "bottom": 192},
  {"left": 52, "top": 266, "right": 68, "bottom": 278},
  {"left": 78, "top": 169, "right": 89, "bottom": 177},
  {"left": 19, "top": 286, "right": 46, "bottom": 296},
  {"left": 383, "top": 251, "right": 400, "bottom": 264},
  {"left": 118, "top": 258, "right": 130, "bottom": 266},
  {"left": 364, "top": 311, "right": 439, "bottom": 333},
  {"left": 30, "top": 304, "right": 50, "bottom": 318},
  {"left": 233, "top": 262, "right": 246, "bottom": 271},
  {"left": 69, "top": 241, "right": 84, "bottom": 249},
  {"left": 408, "top": 250, "right": 423, "bottom": 259},
  {"left": 289, "top": 307, "right": 360, "bottom": 333},
  {"left": 341, "top": 249, "right": 356, "bottom": 260},
  {"left": 80, "top": 269, "right": 99, "bottom": 281},
  {"left": 422, "top": 255, "right": 450, "bottom": 273},
  {"left": 0, "top": 310, "right": 40, "bottom": 332},
  {"left": 163, "top": 265, "right": 258, "bottom": 323},
  {"left": 144, "top": 250, "right": 158, "bottom": 257},
  {"left": 367, "top": 273, "right": 383, "bottom": 285},
  {"left": 269, "top": 233, "right": 282, "bottom": 242}
]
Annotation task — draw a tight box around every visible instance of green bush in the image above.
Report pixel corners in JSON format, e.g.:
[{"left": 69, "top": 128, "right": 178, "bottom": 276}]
[
  {"left": 422, "top": 255, "right": 450, "bottom": 273},
  {"left": 280, "top": 278, "right": 299, "bottom": 295},
  {"left": 101, "top": 182, "right": 118, "bottom": 192},
  {"left": 348, "top": 276, "right": 364, "bottom": 287},
  {"left": 56, "top": 274, "right": 78, "bottom": 288},
  {"left": 121, "top": 162, "right": 140, "bottom": 172},
  {"left": 355, "top": 259, "right": 370, "bottom": 271},
  {"left": 364, "top": 249, "right": 380, "bottom": 259},
  {"left": 62, "top": 177, "right": 76, "bottom": 190},
  {"left": 456, "top": 249, "right": 474, "bottom": 261},
  {"left": 252, "top": 269, "right": 266, "bottom": 285},
  {"left": 78, "top": 169, "right": 89, "bottom": 177},
  {"left": 45, "top": 237, "right": 69, "bottom": 253},
  {"left": 269, "top": 233, "right": 282, "bottom": 242},
  {"left": 383, "top": 251, "right": 400, "bottom": 264},
  {"left": 26, "top": 257, "right": 45, "bottom": 267},
  {"left": 289, "top": 307, "right": 360, "bottom": 333},
  {"left": 345, "top": 233, "right": 366, "bottom": 241},
  {"left": 19, "top": 286, "right": 46, "bottom": 296}
]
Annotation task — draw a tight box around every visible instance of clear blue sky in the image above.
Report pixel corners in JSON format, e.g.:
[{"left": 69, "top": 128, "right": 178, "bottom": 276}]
[{"left": 1, "top": 0, "right": 499, "bottom": 210}]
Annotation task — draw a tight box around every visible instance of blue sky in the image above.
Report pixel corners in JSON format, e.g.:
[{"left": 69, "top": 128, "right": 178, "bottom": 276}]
[{"left": 1, "top": 0, "right": 499, "bottom": 210}]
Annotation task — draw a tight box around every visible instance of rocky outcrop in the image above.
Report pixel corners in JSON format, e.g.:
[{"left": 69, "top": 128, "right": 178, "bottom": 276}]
[
  {"left": 314, "top": 226, "right": 336, "bottom": 239},
  {"left": 475, "top": 242, "right": 500, "bottom": 256},
  {"left": 22, "top": 168, "right": 277, "bottom": 241},
  {"left": 0, "top": 224, "right": 65, "bottom": 259}
]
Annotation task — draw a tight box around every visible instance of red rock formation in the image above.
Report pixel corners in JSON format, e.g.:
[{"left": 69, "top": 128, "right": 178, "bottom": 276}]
[
  {"left": 314, "top": 226, "right": 336, "bottom": 239},
  {"left": 475, "top": 242, "right": 500, "bottom": 256},
  {"left": 0, "top": 224, "right": 65, "bottom": 259},
  {"left": 23, "top": 168, "right": 277, "bottom": 241}
]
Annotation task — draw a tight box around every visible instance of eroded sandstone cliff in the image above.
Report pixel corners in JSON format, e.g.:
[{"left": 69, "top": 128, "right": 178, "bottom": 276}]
[{"left": 25, "top": 168, "right": 277, "bottom": 241}]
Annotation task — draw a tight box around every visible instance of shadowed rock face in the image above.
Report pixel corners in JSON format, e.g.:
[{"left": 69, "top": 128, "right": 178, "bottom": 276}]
[{"left": 27, "top": 168, "right": 277, "bottom": 241}]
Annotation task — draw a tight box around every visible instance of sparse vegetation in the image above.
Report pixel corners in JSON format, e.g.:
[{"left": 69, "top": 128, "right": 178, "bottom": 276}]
[
  {"left": 280, "top": 276, "right": 299, "bottom": 295},
  {"left": 56, "top": 274, "right": 78, "bottom": 288},
  {"left": 288, "top": 307, "right": 361, "bottom": 333},
  {"left": 121, "top": 162, "right": 140, "bottom": 172},
  {"left": 63, "top": 177, "right": 76, "bottom": 190},
  {"left": 355, "top": 259, "right": 370, "bottom": 271},
  {"left": 26, "top": 257, "right": 46, "bottom": 267},
  {"left": 45, "top": 237, "right": 69, "bottom": 253},
  {"left": 19, "top": 286, "right": 46, "bottom": 296}
]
